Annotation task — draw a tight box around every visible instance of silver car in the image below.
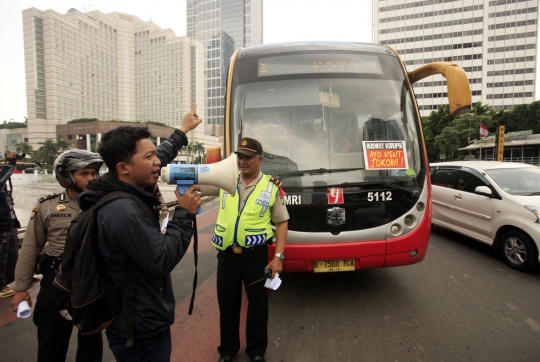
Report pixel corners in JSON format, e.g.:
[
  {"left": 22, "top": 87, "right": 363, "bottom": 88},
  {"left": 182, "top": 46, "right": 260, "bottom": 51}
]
[{"left": 430, "top": 161, "right": 540, "bottom": 272}]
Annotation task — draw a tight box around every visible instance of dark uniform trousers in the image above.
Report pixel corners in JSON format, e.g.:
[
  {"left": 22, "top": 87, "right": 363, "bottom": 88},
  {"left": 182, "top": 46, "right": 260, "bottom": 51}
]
[
  {"left": 217, "top": 243, "right": 269, "bottom": 358},
  {"left": 33, "top": 257, "right": 103, "bottom": 362}
]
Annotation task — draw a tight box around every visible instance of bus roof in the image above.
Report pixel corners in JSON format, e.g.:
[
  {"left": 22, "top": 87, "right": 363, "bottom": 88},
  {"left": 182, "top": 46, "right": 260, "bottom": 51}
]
[{"left": 236, "top": 41, "right": 396, "bottom": 60}]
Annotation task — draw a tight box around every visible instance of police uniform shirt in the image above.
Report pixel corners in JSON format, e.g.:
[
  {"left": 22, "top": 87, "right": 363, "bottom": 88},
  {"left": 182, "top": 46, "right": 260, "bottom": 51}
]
[
  {"left": 12, "top": 190, "right": 79, "bottom": 291},
  {"left": 238, "top": 171, "right": 289, "bottom": 224}
]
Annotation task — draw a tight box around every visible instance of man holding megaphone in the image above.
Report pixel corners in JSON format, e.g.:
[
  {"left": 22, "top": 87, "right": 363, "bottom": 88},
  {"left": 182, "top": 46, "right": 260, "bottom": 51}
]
[
  {"left": 214, "top": 138, "right": 289, "bottom": 362},
  {"left": 64, "top": 106, "right": 202, "bottom": 361}
]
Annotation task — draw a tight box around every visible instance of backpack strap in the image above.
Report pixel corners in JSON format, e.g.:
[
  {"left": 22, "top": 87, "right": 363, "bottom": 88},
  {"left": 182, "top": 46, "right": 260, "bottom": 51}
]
[{"left": 188, "top": 217, "right": 198, "bottom": 315}]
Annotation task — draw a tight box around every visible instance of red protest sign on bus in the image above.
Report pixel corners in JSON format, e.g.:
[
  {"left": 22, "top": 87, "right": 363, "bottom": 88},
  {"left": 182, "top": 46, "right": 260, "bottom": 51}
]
[{"left": 362, "top": 141, "right": 408, "bottom": 170}]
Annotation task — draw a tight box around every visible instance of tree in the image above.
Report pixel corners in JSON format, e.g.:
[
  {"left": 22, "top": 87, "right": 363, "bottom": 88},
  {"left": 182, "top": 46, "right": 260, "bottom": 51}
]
[
  {"left": 184, "top": 142, "right": 195, "bottom": 163},
  {"left": 36, "top": 139, "right": 59, "bottom": 168},
  {"left": 15, "top": 141, "right": 33, "bottom": 156},
  {"left": 434, "top": 127, "right": 460, "bottom": 161},
  {"left": 193, "top": 142, "right": 205, "bottom": 164},
  {"left": 428, "top": 104, "right": 453, "bottom": 138},
  {"left": 420, "top": 116, "right": 438, "bottom": 163},
  {"left": 0, "top": 121, "right": 26, "bottom": 129},
  {"left": 91, "top": 141, "right": 99, "bottom": 153},
  {"left": 56, "top": 137, "right": 71, "bottom": 152}
]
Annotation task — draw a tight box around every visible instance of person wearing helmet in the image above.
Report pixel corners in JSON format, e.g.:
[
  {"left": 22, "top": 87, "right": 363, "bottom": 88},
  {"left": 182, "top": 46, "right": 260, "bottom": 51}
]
[{"left": 10, "top": 150, "right": 104, "bottom": 362}]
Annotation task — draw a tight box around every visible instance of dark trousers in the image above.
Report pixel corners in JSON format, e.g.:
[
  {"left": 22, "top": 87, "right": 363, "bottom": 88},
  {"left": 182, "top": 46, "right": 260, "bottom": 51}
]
[
  {"left": 107, "top": 329, "right": 172, "bottom": 362},
  {"left": 33, "top": 265, "right": 103, "bottom": 362},
  {"left": 217, "top": 244, "right": 269, "bottom": 358},
  {"left": 0, "top": 228, "right": 18, "bottom": 289}
]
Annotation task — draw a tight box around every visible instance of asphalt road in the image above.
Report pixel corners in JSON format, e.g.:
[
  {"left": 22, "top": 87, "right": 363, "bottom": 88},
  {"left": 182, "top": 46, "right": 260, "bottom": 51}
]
[{"left": 2, "top": 176, "right": 540, "bottom": 361}]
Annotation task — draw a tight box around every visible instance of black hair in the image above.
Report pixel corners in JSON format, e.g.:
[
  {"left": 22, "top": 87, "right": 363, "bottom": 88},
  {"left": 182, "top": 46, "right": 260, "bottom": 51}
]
[{"left": 98, "top": 126, "right": 152, "bottom": 178}]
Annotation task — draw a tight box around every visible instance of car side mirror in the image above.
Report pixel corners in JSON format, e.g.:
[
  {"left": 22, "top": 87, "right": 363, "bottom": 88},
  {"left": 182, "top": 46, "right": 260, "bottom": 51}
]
[{"left": 475, "top": 186, "right": 492, "bottom": 196}]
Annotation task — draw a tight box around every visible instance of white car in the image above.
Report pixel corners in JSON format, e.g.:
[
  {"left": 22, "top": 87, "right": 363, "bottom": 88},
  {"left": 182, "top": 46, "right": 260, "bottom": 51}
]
[{"left": 430, "top": 161, "right": 540, "bottom": 272}]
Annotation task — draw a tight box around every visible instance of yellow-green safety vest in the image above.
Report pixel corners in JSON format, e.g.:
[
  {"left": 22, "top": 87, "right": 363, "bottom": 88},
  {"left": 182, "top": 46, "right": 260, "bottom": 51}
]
[{"left": 212, "top": 174, "right": 277, "bottom": 250}]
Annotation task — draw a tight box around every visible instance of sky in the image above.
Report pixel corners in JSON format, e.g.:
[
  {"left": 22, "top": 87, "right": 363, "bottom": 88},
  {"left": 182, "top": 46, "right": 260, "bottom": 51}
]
[{"left": 0, "top": 0, "right": 370, "bottom": 123}]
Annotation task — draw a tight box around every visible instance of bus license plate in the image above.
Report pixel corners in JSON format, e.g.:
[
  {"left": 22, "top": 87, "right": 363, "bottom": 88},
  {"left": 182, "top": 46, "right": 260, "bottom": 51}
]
[{"left": 313, "top": 259, "right": 355, "bottom": 273}]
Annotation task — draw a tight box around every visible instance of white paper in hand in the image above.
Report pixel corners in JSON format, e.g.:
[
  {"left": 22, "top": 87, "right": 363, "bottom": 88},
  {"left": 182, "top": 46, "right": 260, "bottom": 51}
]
[
  {"left": 161, "top": 213, "right": 169, "bottom": 232},
  {"left": 264, "top": 273, "right": 282, "bottom": 290},
  {"left": 17, "top": 301, "right": 31, "bottom": 318}
]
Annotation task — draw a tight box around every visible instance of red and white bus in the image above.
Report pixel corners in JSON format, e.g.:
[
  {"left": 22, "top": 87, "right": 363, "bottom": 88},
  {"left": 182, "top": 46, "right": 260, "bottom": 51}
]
[{"left": 222, "top": 42, "right": 471, "bottom": 272}]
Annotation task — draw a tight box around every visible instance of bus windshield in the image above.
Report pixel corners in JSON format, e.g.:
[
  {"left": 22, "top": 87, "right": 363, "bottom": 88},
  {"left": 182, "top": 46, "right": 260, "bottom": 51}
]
[{"left": 231, "top": 52, "right": 424, "bottom": 188}]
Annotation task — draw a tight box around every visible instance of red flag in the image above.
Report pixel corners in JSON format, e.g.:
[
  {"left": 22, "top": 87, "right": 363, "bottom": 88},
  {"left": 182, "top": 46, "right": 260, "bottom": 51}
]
[{"left": 479, "top": 122, "right": 489, "bottom": 139}]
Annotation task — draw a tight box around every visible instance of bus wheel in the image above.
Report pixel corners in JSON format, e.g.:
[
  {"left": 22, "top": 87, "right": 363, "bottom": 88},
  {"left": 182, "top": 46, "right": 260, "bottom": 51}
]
[{"left": 500, "top": 230, "right": 538, "bottom": 272}]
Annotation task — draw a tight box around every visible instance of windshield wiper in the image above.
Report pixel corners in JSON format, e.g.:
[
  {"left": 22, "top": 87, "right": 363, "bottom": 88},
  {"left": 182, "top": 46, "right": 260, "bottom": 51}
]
[
  {"left": 524, "top": 192, "right": 540, "bottom": 195},
  {"left": 279, "top": 167, "right": 365, "bottom": 180},
  {"left": 379, "top": 181, "right": 420, "bottom": 199}
]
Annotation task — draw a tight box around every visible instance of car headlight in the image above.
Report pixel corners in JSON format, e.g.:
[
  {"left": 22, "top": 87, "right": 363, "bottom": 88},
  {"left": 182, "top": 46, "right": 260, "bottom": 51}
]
[{"left": 524, "top": 205, "right": 540, "bottom": 223}]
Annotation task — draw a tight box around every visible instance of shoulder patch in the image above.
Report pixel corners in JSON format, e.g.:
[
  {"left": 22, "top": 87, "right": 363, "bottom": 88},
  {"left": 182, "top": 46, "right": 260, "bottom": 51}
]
[
  {"left": 269, "top": 176, "right": 283, "bottom": 189},
  {"left": 269, "top": 176, "right": 286, "bottom": 196},
  {"left": 38, "top": 193, "right": 60, "bottom": 203}
]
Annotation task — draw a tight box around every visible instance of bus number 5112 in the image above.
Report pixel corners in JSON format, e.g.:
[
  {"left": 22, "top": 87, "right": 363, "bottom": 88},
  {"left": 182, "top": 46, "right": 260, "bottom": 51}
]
[{"left": 367, "top": 191, "right": 392, "bottom": 202}]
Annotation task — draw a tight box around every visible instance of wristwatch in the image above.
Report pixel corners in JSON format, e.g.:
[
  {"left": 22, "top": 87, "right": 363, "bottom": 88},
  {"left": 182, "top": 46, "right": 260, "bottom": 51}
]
[{"left": 274, "top": 252, "right": 285, "bottom": 261}]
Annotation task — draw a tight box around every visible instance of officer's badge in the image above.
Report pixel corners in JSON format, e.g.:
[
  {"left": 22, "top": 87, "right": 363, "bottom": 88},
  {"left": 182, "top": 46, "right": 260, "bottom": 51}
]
[
  {"left": 56, "top": 205, "right": 66, "bottom": 212},
  {"left": 241, "top": 140, "right": 247, "bottom": 146},
  {"left": 30, "top": 208, "right": 38, "bottom": 220},
  {"left": 279, "top": 195, "right": 284, "bottom": 205}
]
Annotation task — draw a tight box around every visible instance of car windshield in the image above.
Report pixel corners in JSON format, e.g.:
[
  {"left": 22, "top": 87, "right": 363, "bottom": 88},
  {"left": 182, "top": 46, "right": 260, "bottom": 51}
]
[
  {"left": 231, "top": 52, "right": 424, "bottom": 188},
  {"left": 486, "top": 167, "right": 540, "bottom": 195}
]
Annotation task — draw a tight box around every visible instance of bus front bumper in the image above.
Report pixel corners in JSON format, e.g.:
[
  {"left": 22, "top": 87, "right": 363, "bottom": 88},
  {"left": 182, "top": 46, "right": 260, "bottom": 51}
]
[{"left": 267, "top": 224, "right": 431, "bottom": 272}]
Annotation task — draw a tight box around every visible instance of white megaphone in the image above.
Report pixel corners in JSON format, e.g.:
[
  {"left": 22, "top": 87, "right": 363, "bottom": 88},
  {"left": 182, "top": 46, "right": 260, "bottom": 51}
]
[{"left": 161, "top": 153, "right": 237, "bottom": 214}]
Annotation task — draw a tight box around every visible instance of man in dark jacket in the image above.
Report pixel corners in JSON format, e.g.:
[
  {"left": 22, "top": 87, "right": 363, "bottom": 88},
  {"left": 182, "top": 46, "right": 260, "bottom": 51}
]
[
  {"left": 0, "top": 161, "right": 20, "bottom": 299},
  {"left": 80, "top": 107, "right": 202, "bottom": 361}
]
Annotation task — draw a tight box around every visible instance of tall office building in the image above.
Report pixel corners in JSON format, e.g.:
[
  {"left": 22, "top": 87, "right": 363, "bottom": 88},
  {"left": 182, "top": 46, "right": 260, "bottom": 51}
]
[
  {"left": 373, "top": 0, "right": 539, "bottom": 115},
  {"left": 23, "top": 7, "right": 216, "bottom": 149},
  {"left": 187, "top": 0, "right": 263, "bottom": 135}
]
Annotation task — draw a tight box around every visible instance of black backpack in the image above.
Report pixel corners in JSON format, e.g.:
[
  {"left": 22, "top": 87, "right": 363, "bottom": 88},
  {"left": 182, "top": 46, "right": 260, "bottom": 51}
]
[{"left": 53, "top": 191, "right": 157, "bottom": 347}]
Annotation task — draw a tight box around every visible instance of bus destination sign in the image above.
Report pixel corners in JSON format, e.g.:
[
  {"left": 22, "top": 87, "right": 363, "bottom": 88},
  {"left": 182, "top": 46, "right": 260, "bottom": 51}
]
[{"left": 258, "top": 54, "right": 382, "bottom": 77}]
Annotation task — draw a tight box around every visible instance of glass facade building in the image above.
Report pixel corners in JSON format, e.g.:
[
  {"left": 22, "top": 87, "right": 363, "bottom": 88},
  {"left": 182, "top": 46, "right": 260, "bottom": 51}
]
[{"left": 187, "top": 0, "right": 263, "bottom": 135}]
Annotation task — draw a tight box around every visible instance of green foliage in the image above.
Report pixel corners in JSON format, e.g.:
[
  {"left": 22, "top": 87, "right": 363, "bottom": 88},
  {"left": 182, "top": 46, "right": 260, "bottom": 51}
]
[
  {"left": 15, "top": 142, "right": 33, "bottom": 155},
  {"left": 91, "top": 141, "right": 99, "bottom": 153},
  {"left": 144, "top": 121, "right": 171, "bottom": 128},
  {"left": 0, "top": 121, "right": 26, "bottom": 129},
  {"left": 56, "top": 137, "right": 71, "bottom": 152},
  {"left": 66, "top": 118, "right": 171, "bottom": 128},
  {"left": 67, "top": 118, "right": 99, "bottom": 124},
  {"left": 421, "top": 100, "right": 540, "bottom": 162},
  {"left": 491, "top": 102, "right": 540, "bottom": 134},
  {"left": 435, "top": 127, "right": 460, "bottom": 161},
  {"left": 182, "top": 141, "right": 205, "bottom": 163},
  {"left": 34, "top": 139, "right": 59, "bottom": 167}
]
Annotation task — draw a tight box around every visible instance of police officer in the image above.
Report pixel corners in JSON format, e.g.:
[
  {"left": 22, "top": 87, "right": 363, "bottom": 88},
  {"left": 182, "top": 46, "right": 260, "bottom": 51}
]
[
  {"left": 11, "top": 150, "right": 104, "bottom": 362},
  {"left": 213, "top": 138, "right": 289, "bottom": 362}
]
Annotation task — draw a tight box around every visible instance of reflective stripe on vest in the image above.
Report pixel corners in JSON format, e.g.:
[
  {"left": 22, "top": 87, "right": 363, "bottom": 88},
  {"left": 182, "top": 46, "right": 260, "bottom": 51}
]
[{"left": 212, "top": 174, "right": 277, "bottom": 250}]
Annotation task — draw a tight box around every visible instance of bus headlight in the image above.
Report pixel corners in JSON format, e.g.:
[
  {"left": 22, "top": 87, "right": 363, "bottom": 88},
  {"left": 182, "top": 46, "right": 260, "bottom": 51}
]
[
  {"left": 390, "top": 223, "right": 402, "bottom": 235},
  {"left": 404, "top": 215, "right": 416, "bottom": 227},
  {"left": 416, "top": 202, "right": 425, "bottom": 212}
]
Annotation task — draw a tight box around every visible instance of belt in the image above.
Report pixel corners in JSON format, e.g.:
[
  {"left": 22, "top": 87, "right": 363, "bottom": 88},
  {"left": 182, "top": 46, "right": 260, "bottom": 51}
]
[
  {"left": 223, "top": 244, "right": 265, "bottom": 254},
  {"left": 41, "top": 254, "right": 62, "bottom": 275}
]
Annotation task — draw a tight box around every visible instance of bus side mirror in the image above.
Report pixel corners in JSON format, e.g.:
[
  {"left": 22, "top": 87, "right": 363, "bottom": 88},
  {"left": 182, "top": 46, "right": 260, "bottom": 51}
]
[{"left": 406, "top": 61, "right": 471, "bottom": 118}]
